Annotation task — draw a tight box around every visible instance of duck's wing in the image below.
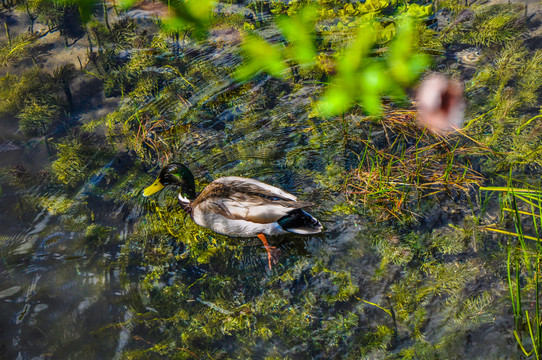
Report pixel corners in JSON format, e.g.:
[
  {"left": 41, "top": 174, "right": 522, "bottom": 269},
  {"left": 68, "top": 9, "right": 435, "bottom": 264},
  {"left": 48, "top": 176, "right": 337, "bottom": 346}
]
[
  {"left": 217, "top": 196, "right": 313, "bottom": 224},
  {"left": 214, "top": 177, "right": 298, "bottom": 201},
  {"left": 194, "top": 177, "right": 313, "bottom": 224}
]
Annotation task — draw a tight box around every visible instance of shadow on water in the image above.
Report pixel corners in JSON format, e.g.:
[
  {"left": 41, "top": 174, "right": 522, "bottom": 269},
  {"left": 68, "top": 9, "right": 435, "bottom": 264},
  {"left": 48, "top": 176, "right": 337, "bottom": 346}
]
[{"left": 0, "top": 157, "right": 138, "bottom": 358}]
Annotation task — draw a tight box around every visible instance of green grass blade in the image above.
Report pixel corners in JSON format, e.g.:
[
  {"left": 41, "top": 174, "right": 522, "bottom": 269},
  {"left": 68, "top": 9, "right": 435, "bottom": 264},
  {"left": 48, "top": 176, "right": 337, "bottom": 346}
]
[
  {"left": 515, "top": 330, "right": 534, "bottom": 357},
  {"left": 527, "top": 311, "right": 540, "bottom": 360}
]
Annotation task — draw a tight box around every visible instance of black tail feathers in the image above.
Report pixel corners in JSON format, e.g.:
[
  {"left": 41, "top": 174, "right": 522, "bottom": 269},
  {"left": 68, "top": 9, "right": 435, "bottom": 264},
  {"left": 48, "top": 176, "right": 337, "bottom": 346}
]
[{"left": 277, "top": 209, "right": 323, "bottom": 235}]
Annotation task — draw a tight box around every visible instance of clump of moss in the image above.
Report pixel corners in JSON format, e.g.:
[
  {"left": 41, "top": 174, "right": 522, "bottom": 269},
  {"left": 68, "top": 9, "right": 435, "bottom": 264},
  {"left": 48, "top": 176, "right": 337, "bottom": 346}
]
[
  {"left": 443, "top": 4, "right": 525, "bottom": 47},
  {"left": 17, "top": 101, "right": 60, "bottom": 137},
  {"left": 0, "top": 67, "right": 60, "bottom": 115},
  {"left": 39, "top": 195, "right": 75, "bottom": 215},
  {"left": 84, "top": 224, "right": 114, "bottom": 247},
  {"left": 51, "top": 131, "right": 112, "bottom": 187}
]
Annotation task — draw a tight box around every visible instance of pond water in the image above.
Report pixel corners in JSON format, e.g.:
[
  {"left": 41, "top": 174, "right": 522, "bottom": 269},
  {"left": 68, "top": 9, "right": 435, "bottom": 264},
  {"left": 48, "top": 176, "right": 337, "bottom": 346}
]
[{"left": 1, "top": 1, "right": 541, "bottom": 359}]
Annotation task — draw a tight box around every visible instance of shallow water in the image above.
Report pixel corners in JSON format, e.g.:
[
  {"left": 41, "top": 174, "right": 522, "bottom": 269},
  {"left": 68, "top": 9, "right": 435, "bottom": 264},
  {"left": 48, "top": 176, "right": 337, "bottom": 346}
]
[{"left": 1, "top": 1, "right": 541, "bottom": 359}]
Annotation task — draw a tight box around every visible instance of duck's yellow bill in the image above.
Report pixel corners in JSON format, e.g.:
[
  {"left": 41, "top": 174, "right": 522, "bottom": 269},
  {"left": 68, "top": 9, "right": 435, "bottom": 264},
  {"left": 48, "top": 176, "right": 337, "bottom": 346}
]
[{"left": 143, "top": 178, "right": 165, "bottom": 196}]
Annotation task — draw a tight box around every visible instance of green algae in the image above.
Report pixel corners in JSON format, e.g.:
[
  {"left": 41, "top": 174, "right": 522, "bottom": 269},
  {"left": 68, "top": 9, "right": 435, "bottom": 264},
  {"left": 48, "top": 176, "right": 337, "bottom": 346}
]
[{"left": 1, "top": 0, "right": 541, "bottom": 358}]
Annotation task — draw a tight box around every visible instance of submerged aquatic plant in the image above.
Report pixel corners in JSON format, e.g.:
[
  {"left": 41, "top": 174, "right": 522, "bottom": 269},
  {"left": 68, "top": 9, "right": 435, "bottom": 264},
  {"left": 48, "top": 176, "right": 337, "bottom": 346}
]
[
  {"left": 345, "top": 110, "right": 483, "bottom": 220},
  {"left": 17, "top": 100, "right": 59, "bottom": 137},
  {"left": 52, "top": 63, "right": 78, "bottom": 111},
  {"left": 51, "top": 132, "right": 112, "bottom": 187},
  {"left": 442, "top": 4, "right": 525, "bottom": 47},
  {"left": 482, "top": 186, "right": 542, "bottom": 358},
  {"left": 2, "top": 0, "right": 540, "bottom": 358},
  {"left": 0, "top": 67, "right": 59, "bottom": 114},
  {"left": 0, "top": 32, "right": 40, "bottom": 67}
]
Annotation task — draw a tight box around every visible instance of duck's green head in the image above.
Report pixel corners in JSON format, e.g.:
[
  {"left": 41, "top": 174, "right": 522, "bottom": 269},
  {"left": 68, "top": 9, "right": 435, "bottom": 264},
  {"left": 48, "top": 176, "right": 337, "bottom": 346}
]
[{"left": 143, "top": 163, "right": 196, "bottom": 201}]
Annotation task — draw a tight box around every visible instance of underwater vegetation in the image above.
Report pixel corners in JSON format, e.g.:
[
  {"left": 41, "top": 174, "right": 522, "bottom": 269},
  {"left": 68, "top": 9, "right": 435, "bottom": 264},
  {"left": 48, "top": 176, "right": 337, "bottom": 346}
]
[{"left": 1, "top": 0, "right": 542, "bottom": 358}]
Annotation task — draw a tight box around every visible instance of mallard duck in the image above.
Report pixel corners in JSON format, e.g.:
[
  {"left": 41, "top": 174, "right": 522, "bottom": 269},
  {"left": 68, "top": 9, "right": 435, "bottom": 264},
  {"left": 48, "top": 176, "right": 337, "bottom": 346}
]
[{"left": 143, "top": 163, "right": 323, "bottom": 269}]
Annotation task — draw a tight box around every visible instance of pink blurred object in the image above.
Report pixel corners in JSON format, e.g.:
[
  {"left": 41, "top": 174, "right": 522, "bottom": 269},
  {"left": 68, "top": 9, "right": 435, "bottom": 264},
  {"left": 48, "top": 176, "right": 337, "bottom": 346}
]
[
  {"left": 415, "top": 74, "right": 465, "bottom": 135},
  {"left": 108, "top": 0, "right": 170, "bottom": 19}
]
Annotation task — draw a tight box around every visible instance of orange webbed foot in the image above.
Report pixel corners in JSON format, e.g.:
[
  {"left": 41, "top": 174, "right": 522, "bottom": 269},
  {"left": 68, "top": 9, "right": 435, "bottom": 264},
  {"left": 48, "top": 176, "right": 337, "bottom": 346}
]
[
  {"left": 257, "top": 233, "right": 281, "bottom": 270},
  {"left": 266, "top": 246, "right": 281, "bottom": 270}
]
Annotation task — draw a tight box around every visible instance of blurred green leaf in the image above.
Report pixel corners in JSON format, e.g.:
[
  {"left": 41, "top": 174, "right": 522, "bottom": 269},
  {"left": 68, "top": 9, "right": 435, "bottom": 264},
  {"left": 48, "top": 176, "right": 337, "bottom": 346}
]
[
  {"left": 161, "top": 0, "right": 213, "bottom": 37},
  {"left": 338, "top": 23, "right": 375, "bottom": 75},
  {"left": 361, "top": 63, "right": 389, "bottom": 93},
  {"left": 360, "top": 92, "right": 382, "bottom": 115},
  {"left": 359, "top": 63, "right": 389, "bottom": 115},
  {"left": 118, "top": 0, "right": 138, "bottom": 10},
  {"left": 235, "top": 34, "right": 287, "bottom": 81},
  {"left": 388, "top": 18, "right": 430, "bottom": 84},
  {"left": 184, "top": 0, "right": 212, "bottom": 22},
  {"left": 318, "top": 85, "right": 353, "bottom": 116},
  {"left": 277, "top": 5, "right": 318, "bottom": 65},
  {"left": 318, "top": 17, "right": 429, "bottom": 116},
  {"left": 161, "top": 17, "right": 192, "bottom": 34}
]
